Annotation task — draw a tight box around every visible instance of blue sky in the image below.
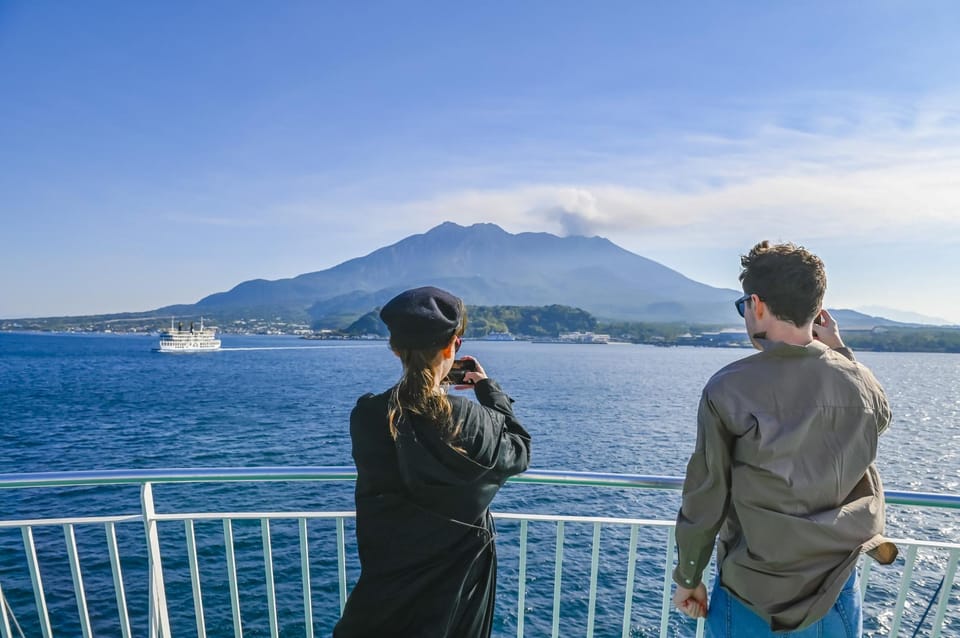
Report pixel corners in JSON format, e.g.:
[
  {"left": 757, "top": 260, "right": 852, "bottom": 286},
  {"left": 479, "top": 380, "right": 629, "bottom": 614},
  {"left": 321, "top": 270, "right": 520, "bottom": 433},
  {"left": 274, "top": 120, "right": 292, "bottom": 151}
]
[{"left": 3, "top": 2, "right": 960, "bottom": 323}]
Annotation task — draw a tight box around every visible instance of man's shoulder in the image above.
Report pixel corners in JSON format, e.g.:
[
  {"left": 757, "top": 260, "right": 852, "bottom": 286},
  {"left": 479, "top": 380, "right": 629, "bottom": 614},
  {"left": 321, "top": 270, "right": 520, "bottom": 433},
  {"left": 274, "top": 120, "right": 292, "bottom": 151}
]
[
  {"left": 703, "top": 345, "right": 886, "bottom": 405},
  {"left": 704, "top": 351, "right": 765, "bottom": 393},
  {"left": 819, "top": 345, "right": 859, "bottom": 366},
  {"left": 818, "top": 347, "right": 883, "bottom": 388},
  {"left": 819, "top": 348, "right": 887, "bottom": 397}
]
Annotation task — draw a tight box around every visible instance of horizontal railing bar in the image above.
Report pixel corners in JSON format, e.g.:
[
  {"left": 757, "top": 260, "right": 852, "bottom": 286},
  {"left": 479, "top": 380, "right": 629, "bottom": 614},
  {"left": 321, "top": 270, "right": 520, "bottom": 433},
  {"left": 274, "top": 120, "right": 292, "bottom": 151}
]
[
  {"left": 5, "top": 511, "right": 675, "bottom": 528},
  {"left": 884, "top": 537, "right": 960, "bottom": 550},
  {"left": 0, "top": 467, "right": 958, "bottom": 510},
  {"left": 11, "top": 511, "right": 960, "bottom": 551},
  {"left": 0, "top": 514, "right": 142, "bottom": 529},
  {"left": 884, "top": 490, "right": 960, "bottom": 509},
  {"left": 0, "top": 467, "right": 359, "bottom": 489},
  {"left": 493, "top": 513, "right": 675, "bottom": 526},
  {"left": 8, "top": 512, "right": 960, "bottom": 552},
  {"left": 512, "top": 470, "right": 686, "bottom": 490},
  {"left": 153, "top": 512, "right": 355, "bottom": 522}
]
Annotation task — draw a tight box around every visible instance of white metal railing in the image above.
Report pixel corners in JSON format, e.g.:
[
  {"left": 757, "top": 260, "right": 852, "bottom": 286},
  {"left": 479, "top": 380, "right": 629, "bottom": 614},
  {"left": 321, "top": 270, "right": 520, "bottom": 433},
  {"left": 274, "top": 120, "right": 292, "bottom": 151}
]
[{"left": 0, "top": 468, "right": 958, "bottom": 638}]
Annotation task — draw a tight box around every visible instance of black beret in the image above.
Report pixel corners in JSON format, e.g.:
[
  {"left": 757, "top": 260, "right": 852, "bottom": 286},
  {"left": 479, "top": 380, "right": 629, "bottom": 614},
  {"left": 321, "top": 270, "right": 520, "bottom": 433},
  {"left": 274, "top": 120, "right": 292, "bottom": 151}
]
[{"left": 380, "top": 286, "right": 462, "bottom": 350}]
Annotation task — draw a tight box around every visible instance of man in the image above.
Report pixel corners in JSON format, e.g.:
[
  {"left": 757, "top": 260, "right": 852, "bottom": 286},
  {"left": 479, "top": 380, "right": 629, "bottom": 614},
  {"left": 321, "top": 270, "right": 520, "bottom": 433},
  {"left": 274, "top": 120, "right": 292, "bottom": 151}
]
[{"left": 672, "top": 241, "right": 895, "bottom": 636}]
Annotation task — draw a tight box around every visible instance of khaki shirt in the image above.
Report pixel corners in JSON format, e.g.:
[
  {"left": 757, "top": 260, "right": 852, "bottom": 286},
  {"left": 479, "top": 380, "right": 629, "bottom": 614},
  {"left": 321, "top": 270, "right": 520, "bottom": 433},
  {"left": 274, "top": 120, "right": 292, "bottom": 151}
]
[{"left": 674, "top": 340, "right": 892, "bottom": 632}]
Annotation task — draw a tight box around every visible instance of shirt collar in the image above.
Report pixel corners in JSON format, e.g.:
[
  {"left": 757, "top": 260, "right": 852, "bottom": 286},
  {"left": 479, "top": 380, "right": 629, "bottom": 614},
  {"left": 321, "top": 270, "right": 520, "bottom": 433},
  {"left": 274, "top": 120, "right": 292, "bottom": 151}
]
[{"left": 756, "top": 338, "right": 830, "bottom": 357}]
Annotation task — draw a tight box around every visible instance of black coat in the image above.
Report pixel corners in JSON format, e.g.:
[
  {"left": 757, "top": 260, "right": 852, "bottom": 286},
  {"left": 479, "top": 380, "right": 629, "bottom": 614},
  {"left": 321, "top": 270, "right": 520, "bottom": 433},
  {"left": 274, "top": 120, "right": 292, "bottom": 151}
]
[{"left": 333, "top": 379, "right": 531, "bottom": 638}]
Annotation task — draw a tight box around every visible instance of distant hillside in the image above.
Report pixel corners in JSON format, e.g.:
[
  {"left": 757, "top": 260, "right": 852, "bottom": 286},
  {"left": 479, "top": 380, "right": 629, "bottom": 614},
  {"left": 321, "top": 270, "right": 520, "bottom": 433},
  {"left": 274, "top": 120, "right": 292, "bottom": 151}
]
[
  {"left": 343, "top": 304, "right": 598, "bottom": 339},
  {"left": 828, "top": 309, "right": 907, "bottom": 330},
  {"left": 170, "top": 222, "right": 741, "bottom": 326},
  {"left": 855, "top": 306, "right": 955, "bottom": 327},
  {"left": 2, "top": 222, "right": 922, "bottom": 331}
]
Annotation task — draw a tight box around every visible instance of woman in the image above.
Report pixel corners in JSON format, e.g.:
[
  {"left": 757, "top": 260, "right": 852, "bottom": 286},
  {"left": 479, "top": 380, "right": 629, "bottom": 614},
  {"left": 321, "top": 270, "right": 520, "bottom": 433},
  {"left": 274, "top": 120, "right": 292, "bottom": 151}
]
[{"left": 334, "top": 286, "right": 532, "bottom": 638}]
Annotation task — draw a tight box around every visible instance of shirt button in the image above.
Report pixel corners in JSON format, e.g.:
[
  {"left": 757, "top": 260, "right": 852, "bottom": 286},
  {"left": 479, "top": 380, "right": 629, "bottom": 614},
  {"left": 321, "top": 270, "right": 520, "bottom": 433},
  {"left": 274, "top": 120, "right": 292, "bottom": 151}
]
[
  {"left": 689, "top": 561, "right": 695, "bottom": 565},
  {"left": 685, "top": 579, "right": 692, "bottom": 584}
]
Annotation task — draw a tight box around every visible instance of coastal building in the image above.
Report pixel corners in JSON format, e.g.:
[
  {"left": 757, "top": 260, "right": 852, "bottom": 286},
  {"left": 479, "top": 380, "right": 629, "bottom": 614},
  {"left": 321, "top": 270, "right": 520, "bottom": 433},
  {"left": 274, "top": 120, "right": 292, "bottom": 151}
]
[{"left": 559, "top": 331, "right": 610, "bottom": 344}]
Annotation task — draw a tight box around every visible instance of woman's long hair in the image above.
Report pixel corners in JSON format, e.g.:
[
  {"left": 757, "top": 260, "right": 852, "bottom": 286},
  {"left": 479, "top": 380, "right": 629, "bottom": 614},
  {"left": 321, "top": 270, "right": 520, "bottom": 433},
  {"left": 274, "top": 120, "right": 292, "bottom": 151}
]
[{"left": 386, "top": 305, "right": 467, "bottom": 442}]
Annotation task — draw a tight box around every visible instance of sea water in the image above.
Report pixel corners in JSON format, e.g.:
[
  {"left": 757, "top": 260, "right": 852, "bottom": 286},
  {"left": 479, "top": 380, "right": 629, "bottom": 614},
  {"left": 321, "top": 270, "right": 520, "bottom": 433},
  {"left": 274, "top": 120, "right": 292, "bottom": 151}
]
[{"left": 1, "top": 332, "right": 958, "bottom": 636}]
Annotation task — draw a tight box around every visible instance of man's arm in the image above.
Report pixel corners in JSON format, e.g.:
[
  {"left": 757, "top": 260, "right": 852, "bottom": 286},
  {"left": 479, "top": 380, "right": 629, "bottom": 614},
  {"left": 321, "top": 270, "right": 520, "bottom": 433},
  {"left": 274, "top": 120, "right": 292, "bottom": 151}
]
[
  {"left": 673, "top": 391, "right": 734, "bottom": 589},
  {"left": 863, "top": 369, "right": 892, "bottom": 435},
  {"left": 813, "top": 308, "right": 854, "bottom": 360},
  {"left": 814, "top": 309, "right": 892, "bottom": 434}
]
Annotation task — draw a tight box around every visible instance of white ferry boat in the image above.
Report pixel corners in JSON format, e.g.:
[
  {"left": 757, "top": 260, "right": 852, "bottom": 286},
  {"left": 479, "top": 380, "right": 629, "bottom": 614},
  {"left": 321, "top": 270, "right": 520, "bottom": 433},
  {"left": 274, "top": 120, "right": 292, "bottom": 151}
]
[{"left": 157, "top": 317, "right": 221, "bottom": 352}]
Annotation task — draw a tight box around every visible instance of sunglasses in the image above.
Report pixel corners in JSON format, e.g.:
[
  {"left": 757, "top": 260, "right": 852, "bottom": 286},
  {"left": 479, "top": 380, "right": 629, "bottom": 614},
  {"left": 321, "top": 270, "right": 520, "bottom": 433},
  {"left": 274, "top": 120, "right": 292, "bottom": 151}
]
[{"left": 734, "top": 293, "right": 754, "bottom": 318}]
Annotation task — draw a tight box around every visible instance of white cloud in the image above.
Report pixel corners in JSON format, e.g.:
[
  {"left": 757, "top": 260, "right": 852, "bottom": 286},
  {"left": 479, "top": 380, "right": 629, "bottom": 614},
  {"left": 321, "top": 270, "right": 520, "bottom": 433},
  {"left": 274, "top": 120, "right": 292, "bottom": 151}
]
[{"left": 394, "top": 100, "right": 960, "bottom": 246}]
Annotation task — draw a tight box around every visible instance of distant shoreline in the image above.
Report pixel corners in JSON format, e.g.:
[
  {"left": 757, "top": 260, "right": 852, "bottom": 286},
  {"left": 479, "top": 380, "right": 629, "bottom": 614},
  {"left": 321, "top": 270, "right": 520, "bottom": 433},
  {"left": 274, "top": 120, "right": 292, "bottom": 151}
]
[{"left": 3, "top": 330, "right": 960, "bottom": 354}]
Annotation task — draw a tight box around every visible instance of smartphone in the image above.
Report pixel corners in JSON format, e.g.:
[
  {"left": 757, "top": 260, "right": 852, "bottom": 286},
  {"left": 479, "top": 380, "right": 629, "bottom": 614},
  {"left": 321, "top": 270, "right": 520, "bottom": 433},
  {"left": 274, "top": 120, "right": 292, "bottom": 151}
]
[
  {"left": 444, "top": 358, "right": 477, "bottom": 385},
  {"left": 814, "top": 314, "right": 824, "bottom": 326}
]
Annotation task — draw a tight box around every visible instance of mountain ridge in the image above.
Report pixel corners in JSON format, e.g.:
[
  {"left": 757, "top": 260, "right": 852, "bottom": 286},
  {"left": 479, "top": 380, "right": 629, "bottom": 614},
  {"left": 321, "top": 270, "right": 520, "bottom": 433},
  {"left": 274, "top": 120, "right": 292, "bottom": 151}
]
[
  {"left": 184, "top": 221, "right": 742, "bottom": 325},
  {"left": 2, "top": 222, "right": 921, "bottom": 330}
]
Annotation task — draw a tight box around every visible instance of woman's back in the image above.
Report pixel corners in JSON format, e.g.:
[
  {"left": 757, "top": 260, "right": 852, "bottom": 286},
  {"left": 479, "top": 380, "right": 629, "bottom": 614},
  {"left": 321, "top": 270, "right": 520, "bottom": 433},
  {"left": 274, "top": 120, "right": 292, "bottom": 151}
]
[
  {"left": 334, "top": 286, "right": 531, "bottom": 638},
  {"left": 335, "top": 381, "right": 530, "bottom": 637}
]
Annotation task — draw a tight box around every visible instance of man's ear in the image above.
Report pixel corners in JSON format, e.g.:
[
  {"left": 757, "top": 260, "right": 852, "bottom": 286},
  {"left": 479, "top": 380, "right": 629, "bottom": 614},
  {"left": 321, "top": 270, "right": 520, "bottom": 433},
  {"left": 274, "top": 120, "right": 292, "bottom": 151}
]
[{"left": 753, "top": 294, "right": 765, "bottom": 318}]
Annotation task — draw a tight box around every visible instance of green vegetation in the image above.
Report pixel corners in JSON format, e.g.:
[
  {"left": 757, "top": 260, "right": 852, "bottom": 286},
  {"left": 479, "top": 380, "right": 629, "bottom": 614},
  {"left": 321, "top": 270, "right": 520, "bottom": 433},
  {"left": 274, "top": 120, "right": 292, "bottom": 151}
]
[
  {"left": 842, "top": 328, "right": 960, "bottom": 353},
  {"left": 339, "top": 304, "right": 598, "bottom": 338},
  {"left": 598, "top": 320, "right": 729, "bottom": 342},
  {"left": 344, "top": 310, "right": 389, "bottom": 337},
  {"left": 464, "top": 305, "right": 596, "bottom": 338}
]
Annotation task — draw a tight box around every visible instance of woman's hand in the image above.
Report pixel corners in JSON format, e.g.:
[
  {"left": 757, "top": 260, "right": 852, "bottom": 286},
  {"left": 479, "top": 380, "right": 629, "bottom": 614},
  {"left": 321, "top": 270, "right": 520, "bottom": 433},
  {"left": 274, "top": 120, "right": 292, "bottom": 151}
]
[{"left": 454, "top": 355, "right": 488, "bottom": 390}]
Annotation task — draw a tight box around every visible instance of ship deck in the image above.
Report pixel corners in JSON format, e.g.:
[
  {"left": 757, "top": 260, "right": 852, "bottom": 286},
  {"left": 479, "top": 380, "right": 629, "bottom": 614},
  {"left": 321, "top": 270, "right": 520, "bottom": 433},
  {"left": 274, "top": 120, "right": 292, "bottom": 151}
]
[{"left": 0, "top": 468, "right": 958, "bottom": 637}]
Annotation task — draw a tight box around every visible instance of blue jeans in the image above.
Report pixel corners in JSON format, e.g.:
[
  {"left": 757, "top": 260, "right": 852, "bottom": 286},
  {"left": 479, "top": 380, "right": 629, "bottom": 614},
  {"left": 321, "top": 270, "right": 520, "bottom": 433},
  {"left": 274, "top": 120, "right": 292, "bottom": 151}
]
[{"left": 706, "top": 569, "right": 862, "bottom": 637}]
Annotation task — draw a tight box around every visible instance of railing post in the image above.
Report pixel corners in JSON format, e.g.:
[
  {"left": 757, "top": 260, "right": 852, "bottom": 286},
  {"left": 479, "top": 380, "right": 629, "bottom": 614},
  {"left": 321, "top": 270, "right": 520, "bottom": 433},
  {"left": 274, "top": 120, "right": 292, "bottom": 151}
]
[
  {"left": 299, "top": 518, "right": 314, "bottom": 638},
  {"left": 336, "top": 517, "right": 347, "bottom": 613},
  {"left": 0, "top": 579, "right": 14, "bottom": 638},
  {"left": 142, "top": 482, "right": 171, "bottom": 638},
  {"left": 931, "top": 548, "right": 960, "bottom": 638},
  {"left": 659, "top": 527, "right": 675, "bottom": 638},
  {"left": 621, "top": 524, "right": 639, "bottom": 638},
  {"left": 517, "top": 519, "right": 529, "bottom": 638},
  {"left": 22, "top": 526, "right": 53, "bottom": 638},
  {"left": 551, "top": 520, "right": 564, "bottom": 638}
]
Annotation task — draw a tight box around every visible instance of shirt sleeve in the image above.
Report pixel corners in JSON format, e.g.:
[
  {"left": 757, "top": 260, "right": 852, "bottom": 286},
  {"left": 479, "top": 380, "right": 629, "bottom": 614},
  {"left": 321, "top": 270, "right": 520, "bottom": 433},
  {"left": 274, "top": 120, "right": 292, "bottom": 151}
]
[
  {"left": 834, "top": 347, "right": 892, "bottom": 435},
  {"left": 463, "top": 379, "right": 532, "bottom": 479},
  {"left": 673, "top": 390, "right": 734, "bottom": 588},
  {"left": 833, "top": 346, "right": 856, "bottom": 361},
  {"left": 875, "top": 390, "right": 892, "bottom": 435},
  {"left": 863, "top": 368, "right": 892, "bottom": 435}
]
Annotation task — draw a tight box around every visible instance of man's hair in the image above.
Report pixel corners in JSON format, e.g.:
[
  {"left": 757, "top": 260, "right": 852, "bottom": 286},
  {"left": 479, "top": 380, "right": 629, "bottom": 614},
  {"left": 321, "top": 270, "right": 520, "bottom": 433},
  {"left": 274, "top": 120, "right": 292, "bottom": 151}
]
[{"left": 739, "top": 241, "right": 826, "bottom": 327}]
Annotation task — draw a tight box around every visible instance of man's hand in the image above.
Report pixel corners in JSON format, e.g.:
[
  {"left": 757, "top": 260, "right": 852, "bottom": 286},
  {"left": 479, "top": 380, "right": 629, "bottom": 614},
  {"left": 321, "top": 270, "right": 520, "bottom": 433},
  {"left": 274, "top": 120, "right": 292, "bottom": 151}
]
[
  {"left": 673, "top": 582, "right": 708, "bottom": 619},
  {"left": 812, "top": 308, "right": 845, "bottom": 349}
]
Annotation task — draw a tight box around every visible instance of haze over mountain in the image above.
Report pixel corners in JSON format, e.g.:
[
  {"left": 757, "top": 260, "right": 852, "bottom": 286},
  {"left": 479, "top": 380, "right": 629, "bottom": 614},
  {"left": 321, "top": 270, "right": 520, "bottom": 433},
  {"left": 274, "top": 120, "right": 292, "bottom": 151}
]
[
  {"left": 128, "top": 222, "right": 919, "bottom": 331},
  {"left": 4, "top": 222, "right": 916, "bottom": 331},
  {"left": 855, "top": 306, "right": 954, "bottom": 327},
  {"left": 169, "top": 222, "right": 742, "bottom": 326}
]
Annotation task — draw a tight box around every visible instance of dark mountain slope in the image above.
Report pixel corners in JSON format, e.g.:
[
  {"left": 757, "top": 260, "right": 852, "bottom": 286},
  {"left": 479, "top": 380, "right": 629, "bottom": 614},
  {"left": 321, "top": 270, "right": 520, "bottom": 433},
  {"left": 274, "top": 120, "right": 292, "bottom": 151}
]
[{"left": 184, "top": 222, "right": 740, "bottom": 325}]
